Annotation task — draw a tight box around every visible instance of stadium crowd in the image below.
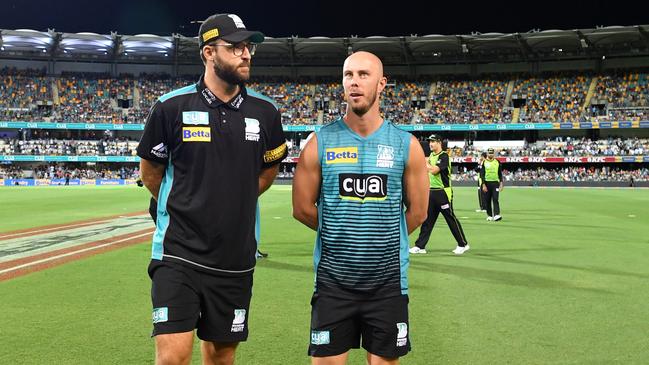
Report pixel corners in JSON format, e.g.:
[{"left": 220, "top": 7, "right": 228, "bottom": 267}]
[
  {"left": 0, "top": 164, "right": 139, "bottom": 179},
  {"left": 591, "top": 72, "right": 649, "bottom": 121},
  {"left": 452, "top": 137, "right": 649, "bottom": 158},
  {"left": 422, "top": 78, "right": 508, "bottom": 124},
  {"left": 0, "top": 137, "right": 138, "bottom": 156},
  {"left": 3, "top": 68, "right": 647, "bottom": 125},
  {"left": 512, "top": 74, "right": 589, "bottom": 123},
  {"left": 453, "top": 166, "right": 649, "bottom": 182},
  {"left": 3, "top": 136, "right": 646, "bottom": 159}
]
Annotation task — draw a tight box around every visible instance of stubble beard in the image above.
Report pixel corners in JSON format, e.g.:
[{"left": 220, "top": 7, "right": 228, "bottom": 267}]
[{"left": 349, "top": 88, "right": 377, "bottom": 117}]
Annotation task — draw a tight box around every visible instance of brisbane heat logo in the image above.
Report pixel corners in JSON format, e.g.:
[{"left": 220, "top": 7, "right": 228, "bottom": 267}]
[{"left": 339, "top": 173, "right": 388, "bottom": 201}]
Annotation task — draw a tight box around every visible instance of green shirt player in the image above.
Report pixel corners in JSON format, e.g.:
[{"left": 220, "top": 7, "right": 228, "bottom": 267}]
[
  {"left": 480, "top": 148, "right": 504, "bottom": 221},
  {"left": 410, "top": 134, "right": 470, "bottom": 255}
]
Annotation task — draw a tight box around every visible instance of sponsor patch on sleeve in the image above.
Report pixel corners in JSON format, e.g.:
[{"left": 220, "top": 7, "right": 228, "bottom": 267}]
[{"left": 264, "top": 143, "right": 287, "bottom": 163}]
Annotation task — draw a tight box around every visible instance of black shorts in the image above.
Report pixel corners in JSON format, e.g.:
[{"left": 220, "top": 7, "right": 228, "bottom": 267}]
[
  {"left": 148, "top": 260, "right": 253, "bottom": 342},
  {"left": 309, "top": 293, "right": 410, "bottom": 359}
]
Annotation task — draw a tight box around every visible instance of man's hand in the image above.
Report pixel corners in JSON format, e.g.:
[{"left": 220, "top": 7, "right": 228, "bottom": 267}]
[{"left": 140, "top": 159, "right": 165, "bottom": 200}]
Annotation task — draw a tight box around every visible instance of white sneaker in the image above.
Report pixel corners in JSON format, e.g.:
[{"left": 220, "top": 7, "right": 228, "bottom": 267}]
[
  {"left": 409, "top": 246, "right": 427, "bottom": 254},
  {"left": 486, "top": 216, "right": 494, "bottom": 221},
  {"left": 493, "top": 215, "right": 502, "bottom": 221},
  {"left": 452, "top": 245, "right": 470, "bottom": 255}
]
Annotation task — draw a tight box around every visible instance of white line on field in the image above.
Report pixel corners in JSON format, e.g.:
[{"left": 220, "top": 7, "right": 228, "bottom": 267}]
[
  {"left": 0, "top": 231, "right": 152, "bottom": 275},
  {"left": 0, "top": 220, "right": 110, "bottom": 239}
]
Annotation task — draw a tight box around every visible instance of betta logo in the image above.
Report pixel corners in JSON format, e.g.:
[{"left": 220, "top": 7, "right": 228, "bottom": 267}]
[
  {"left": 339, "top": 173, "right": 388, "bottom": 201},
  {"left": 326, "top": 147, "right": 358, "bottom": 164}
]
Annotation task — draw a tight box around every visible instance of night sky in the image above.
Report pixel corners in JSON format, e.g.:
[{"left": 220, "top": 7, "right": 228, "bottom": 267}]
[{"left": 0, "top": 0, "right": 647, "bottom": 38}]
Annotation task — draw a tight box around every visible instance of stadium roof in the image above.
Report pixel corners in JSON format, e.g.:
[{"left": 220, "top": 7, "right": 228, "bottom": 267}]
[{"left": 0, "top": 25, "right": 648, "bottom": 66}]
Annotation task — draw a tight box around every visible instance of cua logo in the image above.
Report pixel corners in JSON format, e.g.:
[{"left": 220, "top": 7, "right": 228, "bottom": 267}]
[{"left": 339, "top": 173, "right": 388, "bottom": 201}]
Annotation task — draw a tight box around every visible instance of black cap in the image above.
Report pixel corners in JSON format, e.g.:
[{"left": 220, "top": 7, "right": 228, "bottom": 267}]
[
  {"left": 198, "top": 14, "right": 265, "bottom": 48},
  {"left": 427, "top": 134, "right": 442, "bottom": 142},
  {"left": 481, "top": 152, "right": 487, "bottom": 158},
  {"left": 487, "top": 148, "right": 495, "bottom": 153}
]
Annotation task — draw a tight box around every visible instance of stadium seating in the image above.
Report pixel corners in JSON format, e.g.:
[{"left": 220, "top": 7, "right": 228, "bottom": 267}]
[
  {"left": 380, "top": 81, "right": 430, "bottom": 124},
  {"left": 454, "top": 137, "right": 649, "bottom": 157},
  {"left": 4, "top": 136, "right": 645, "bottom": 159},
  {"left": 423, "top": 78, "right": 507, "bottom": 124},
  {"left": 453, "top": 166, "right": 648, "bottom": 182},
  {"left": 511, "top": 74, "right": 590, "bottom": 123},
  {"left": 591, "top": 72, "right": 649, "bottom": 121},
  {"left": 0, "top": 138, "right": 138, "bottom": 156},
  {"left": 1, "top": 69, "right": 647, "bottom": 125},
  {"left": 0, "top": 164, "right": 139, "bottom": 179}
]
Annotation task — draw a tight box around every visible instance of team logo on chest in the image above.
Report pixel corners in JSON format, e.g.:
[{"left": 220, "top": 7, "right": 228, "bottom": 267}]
[
  {"left": 339, "top": 173, "right": 388, "bottom": 201},
  {"left": 376, "top": 144, "right": 395, "bottom": 168},
  {"left": 244, "top": 118, "right": 260, "bottom": 142}
]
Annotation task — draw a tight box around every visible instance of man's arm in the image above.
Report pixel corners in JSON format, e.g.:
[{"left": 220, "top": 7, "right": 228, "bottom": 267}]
[
  {"left": 139, "top": 158, "right": 165, "bottom": 200},
  {"left": 403, "top": 136, "right": 430, "bottom": 234},
  {"left": 259, "top": 164, "right": 280, "bottom": 196},
  {"left": 427, "top": 159, "right": 441, "bottom": 175},
  {"left": 260, "top": 108, "right": 288, "bottom": 196},
  {"left": 498, "top": 161, "right": 504, "bottom": 190},
  {"left": 430, "top": 151, "right": 449, "bottom": 176},
  {"left": 480, "top": 161, "right": 488, "bottom": 192},
  {"left": 292, "top": 134, "right": 320, "bottom": 231}
]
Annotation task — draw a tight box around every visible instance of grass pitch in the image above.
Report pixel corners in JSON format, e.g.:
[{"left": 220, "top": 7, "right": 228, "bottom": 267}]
[{"left": 1, "top": 185, "right": 648, "bottom": 364}]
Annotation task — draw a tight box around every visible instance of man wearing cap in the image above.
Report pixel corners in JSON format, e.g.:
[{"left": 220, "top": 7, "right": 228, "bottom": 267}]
[
  {"left": 137, "top": 13, "right": 287, "bottom": 365},
  {"left": 410, "top": 134, "right": 470, "bottom": 255},
  {"left": 481, "top": 148, "right": 503, "bottom": 221}
]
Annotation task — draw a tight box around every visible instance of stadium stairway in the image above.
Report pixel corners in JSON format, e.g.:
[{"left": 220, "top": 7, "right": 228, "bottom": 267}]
[
  {"left": 581, "top": 76, "right": 599, "bottom": 114},
  {"left": 426, "top": 82, "right": 437, "bottom": 109},
  {"left": 133, "top": 83, "right": 141, "bottom": 107},
  {"left": 512, "top": 107, "right": 521, "bottom": 123},
  {"left": 52, "top": 81, "right": 59, "bottom": 105},
  {"left": 410, "top": 109, "right": 421, "bottom": 124},
  {"left": 505, "top": 79, "right": 515, "bottom": 105}
]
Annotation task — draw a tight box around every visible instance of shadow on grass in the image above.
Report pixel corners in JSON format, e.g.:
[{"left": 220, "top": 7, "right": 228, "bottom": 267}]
[
  {"left": 490, "top": 222, "right": 612, "bottom": 230},
  {"left": 409, "top": 260, "right": 613, "bottom": 294},
  {"left": 464, "top": 252, "right": 649, "bottom": 279}
]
